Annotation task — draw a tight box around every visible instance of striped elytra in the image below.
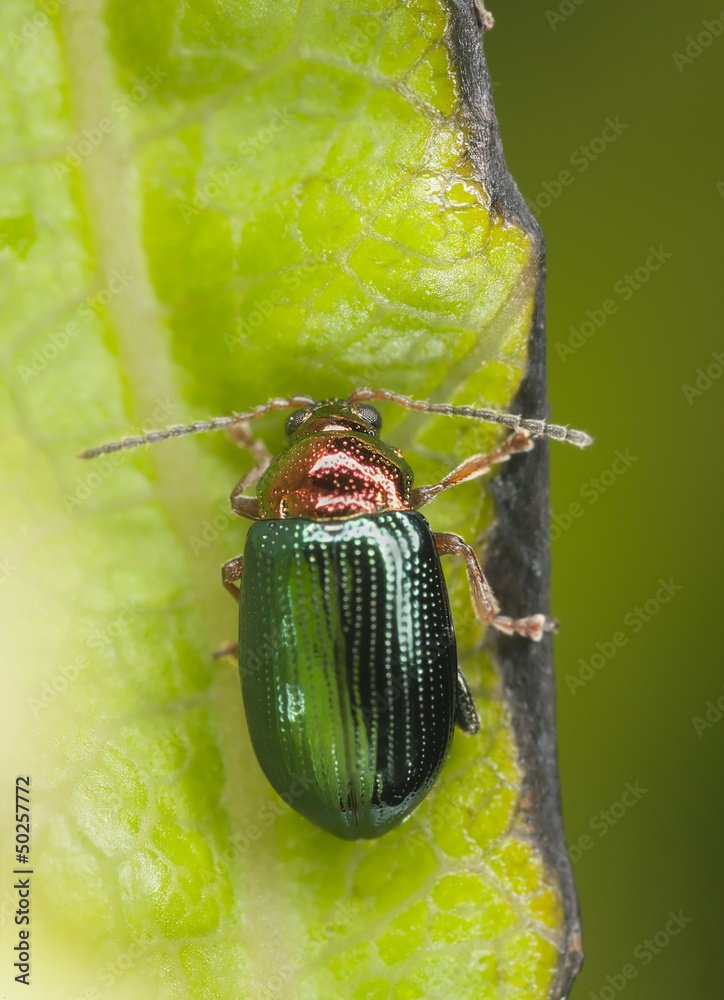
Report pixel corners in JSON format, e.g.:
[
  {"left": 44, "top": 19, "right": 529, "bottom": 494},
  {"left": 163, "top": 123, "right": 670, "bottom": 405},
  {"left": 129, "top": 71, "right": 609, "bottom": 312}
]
[{"left": 239, "top": 511, "right": 457, "bottom": 839}]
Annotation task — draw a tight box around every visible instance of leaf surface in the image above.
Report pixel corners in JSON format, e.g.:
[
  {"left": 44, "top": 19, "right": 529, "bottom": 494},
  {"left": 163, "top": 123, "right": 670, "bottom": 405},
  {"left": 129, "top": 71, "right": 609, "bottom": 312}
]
[{"left": 0, "top": 1, "right": 568, "bottom": 997}]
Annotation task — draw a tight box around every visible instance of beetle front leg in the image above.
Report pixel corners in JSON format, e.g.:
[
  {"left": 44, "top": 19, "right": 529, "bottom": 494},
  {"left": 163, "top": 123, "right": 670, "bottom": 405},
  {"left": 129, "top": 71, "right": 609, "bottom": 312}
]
[
  {"left": 411, "top": 430, "right": 534, "bottom": 509},
  {"left": 230, "top": 482, "right": 260, "bottom": 520},
  {"left": 227, "top": 421, "right": 271, "bottom": 520},
  {"left": 434, "top": 532, "right": 556, "bottom": 641},
  {"left": 221, "top": 554, "right": 244, "bottom": 602}
]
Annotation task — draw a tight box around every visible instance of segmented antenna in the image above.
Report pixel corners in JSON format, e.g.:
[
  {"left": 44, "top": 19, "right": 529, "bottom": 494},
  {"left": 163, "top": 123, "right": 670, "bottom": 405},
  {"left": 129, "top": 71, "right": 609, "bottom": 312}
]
[
  {"left": 348, "top": 388, "right": 593, "bottom": 448},
  {"left": 77, "top": 395, "right": 316, "bottom": 459},
  {"left": 78, "top": 387, "right": 592, "bottom": 459}
]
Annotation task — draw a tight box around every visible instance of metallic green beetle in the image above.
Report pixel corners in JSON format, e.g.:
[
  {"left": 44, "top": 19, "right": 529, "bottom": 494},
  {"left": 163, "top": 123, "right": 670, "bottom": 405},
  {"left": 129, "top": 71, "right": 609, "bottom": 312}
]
[{"left": 80, "top": 387, "right": 592, "bottom": 839}]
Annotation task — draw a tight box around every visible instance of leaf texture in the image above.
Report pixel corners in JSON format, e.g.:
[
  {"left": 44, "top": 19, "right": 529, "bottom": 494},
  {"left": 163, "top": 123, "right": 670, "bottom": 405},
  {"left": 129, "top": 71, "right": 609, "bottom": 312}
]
[{"left": 0, "top": 1, "right": 573, "bottom": 997}]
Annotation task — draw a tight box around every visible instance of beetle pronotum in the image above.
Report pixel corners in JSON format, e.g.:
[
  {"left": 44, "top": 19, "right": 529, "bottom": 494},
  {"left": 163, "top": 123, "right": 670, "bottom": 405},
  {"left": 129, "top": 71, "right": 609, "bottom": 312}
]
[{"left": 80, "top": 388, "right": 591, "bottom": 839}]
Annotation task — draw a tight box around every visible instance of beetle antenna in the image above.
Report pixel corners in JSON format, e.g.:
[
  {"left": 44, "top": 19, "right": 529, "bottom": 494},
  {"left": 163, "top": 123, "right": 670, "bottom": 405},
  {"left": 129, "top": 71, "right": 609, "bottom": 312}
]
[
  {"left": 77, "top": 395, "right": 316, "bottom": 459},
  {"left": 347, "top": 387, "right": 593, "bottom": 448}
]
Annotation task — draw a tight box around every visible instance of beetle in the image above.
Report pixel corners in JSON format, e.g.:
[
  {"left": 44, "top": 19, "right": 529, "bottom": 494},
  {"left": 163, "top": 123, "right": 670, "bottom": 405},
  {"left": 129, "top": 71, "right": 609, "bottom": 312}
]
[{"left": 80, "top": 387, "right": 591, "bottom": 839}]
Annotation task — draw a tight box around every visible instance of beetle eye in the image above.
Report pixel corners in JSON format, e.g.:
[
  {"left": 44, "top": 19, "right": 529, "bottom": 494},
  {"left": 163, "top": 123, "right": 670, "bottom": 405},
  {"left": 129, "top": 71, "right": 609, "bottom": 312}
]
[
  {"left": 285, "top": 408, "right": 312, "bottom": 437},
  {"left": 355, "top": 405, "right": 382, "bottom": 433}
]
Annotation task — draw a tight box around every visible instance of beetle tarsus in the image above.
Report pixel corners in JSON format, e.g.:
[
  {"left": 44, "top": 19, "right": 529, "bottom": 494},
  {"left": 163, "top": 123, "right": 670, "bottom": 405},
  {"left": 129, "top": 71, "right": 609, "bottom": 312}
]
[{"left": 490, "top": 613, "right": 557, "bottom": 642}]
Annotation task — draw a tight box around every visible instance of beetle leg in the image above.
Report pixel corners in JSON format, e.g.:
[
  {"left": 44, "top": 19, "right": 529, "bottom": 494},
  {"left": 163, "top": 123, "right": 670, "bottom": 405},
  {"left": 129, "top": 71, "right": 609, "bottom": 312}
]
[
  {"left": 455, "top": 669, "right": 480, "bottom": 734},
  {"left": 231, "top": 487, "right": 260, "bottom": 520},
  {"left": 227, "top": 418, "right": 272, "bottom": 463},
  {"left": 213, "top": 641, "right": 239, "bottom": 661},
  {"left": 228, "top": 421, "right": 271, "bottom": 520},
  {"left": 221, "top": 554, "right": 244, "bottom": 602},
  {"left": 434, "top": 532, "right": 556, "bottom": 641},
  {"left": 411, "top": 430, "right": 534, "bottom": 509},
  {"left": 215, "top": 556, "right": 242, "bottom": 658}
]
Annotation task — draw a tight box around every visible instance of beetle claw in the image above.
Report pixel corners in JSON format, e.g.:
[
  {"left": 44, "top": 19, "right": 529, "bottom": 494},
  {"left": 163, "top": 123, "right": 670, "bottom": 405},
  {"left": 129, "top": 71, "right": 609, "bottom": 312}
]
[{"left": 491, "top": 613, "right": 557, "bottom": 641}]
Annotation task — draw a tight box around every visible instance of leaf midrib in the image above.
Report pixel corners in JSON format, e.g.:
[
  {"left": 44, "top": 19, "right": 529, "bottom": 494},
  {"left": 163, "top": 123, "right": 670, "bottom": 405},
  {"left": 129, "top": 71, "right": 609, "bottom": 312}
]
[{"left": 60, "top": 1, "right": 293, "bottom": 993}]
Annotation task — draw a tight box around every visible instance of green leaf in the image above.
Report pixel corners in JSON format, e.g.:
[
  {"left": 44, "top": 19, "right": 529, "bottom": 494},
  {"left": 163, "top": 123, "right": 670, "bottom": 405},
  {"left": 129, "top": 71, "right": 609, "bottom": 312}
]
[{"left": 0, "top": 0, "right": 573, "bottom": 997}]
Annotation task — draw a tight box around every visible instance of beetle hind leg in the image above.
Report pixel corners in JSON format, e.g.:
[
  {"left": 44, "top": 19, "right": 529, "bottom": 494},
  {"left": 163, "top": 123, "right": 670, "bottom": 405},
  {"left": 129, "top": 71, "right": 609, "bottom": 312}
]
[{"left": 455, "top": 669, "right": 480, "bottom": 735}]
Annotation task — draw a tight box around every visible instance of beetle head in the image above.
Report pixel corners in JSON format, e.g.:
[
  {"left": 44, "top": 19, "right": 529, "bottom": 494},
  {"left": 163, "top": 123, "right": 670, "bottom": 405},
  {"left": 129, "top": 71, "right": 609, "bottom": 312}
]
[{"left": 285, "top": 400, "right": 382, "bottom": 440}]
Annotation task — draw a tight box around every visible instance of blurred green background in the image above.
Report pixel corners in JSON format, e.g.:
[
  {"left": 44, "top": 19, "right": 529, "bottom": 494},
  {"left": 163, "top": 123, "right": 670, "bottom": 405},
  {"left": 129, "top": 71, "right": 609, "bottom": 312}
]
[{"left": 485, "top": 1, "right": 722, "bottom": 996}]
